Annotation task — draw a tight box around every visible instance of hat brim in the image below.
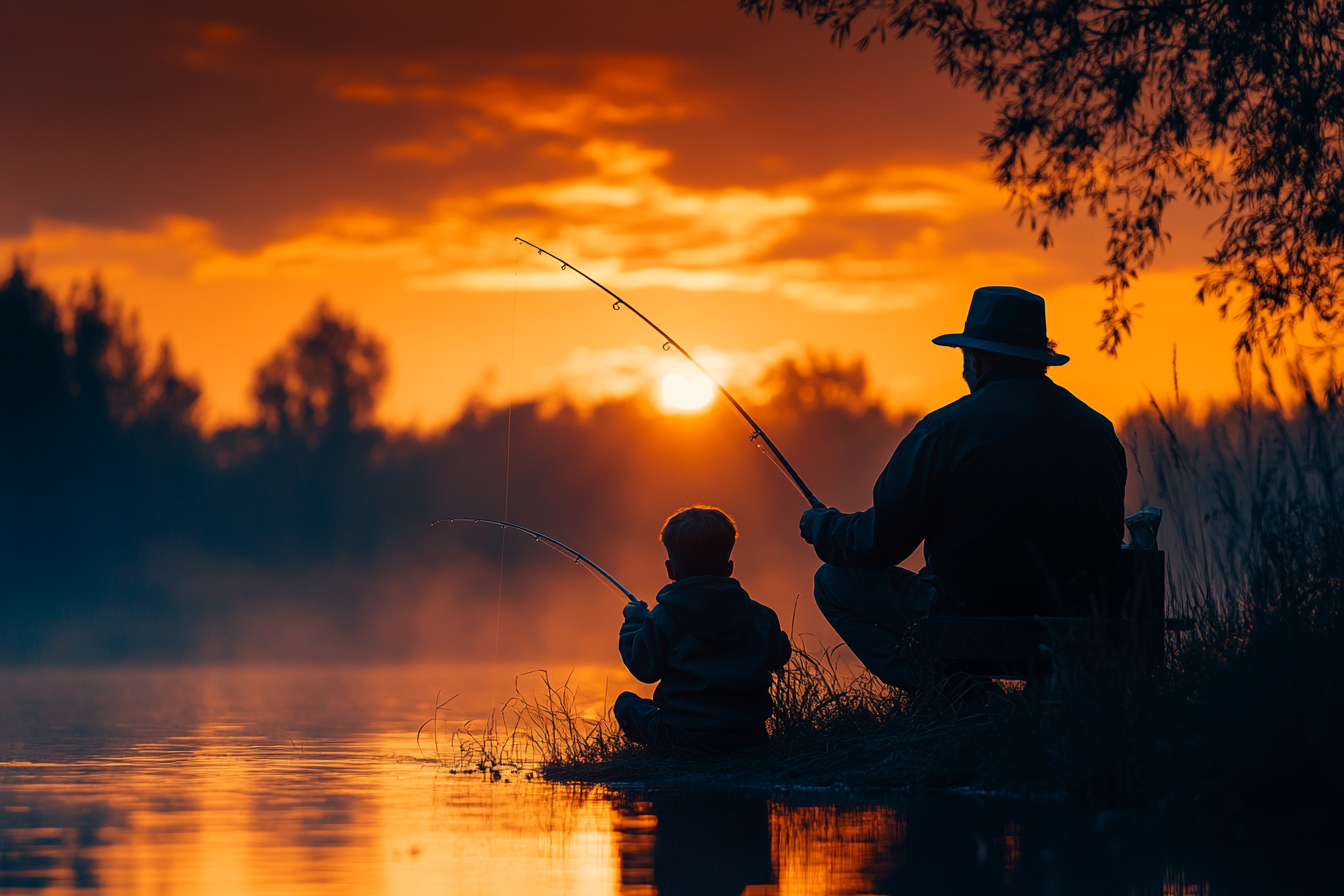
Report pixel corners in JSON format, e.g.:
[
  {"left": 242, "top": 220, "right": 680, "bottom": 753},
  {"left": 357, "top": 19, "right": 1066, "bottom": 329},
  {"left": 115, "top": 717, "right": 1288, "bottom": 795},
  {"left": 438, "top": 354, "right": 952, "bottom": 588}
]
[{"left": 932, "top": 333, "right": 1069, "bottom": 365}]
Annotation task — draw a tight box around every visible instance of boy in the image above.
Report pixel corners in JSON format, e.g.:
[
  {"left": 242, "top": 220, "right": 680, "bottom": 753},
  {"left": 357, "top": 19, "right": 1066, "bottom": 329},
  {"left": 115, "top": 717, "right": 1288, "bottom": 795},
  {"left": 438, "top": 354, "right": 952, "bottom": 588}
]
[{"left": 614, "top": 505, "right": 792, "bottom": 755}]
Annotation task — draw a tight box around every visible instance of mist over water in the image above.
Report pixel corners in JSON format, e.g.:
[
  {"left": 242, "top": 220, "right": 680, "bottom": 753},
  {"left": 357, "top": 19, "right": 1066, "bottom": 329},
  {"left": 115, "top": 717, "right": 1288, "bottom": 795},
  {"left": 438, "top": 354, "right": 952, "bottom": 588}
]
[
  {"left": 4, "top": 664, "right": 1333, "bottom": 896},
  {"left": 1, "top": 266, "right": 917, "bottom": 667}
]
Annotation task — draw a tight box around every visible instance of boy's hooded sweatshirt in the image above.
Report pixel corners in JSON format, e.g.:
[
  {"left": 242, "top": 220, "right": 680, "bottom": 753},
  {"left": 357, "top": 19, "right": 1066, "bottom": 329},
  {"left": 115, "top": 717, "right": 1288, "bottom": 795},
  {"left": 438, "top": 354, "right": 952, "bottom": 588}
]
[{"left": 619, "top": 575, "right": 792, "bottom": 730}]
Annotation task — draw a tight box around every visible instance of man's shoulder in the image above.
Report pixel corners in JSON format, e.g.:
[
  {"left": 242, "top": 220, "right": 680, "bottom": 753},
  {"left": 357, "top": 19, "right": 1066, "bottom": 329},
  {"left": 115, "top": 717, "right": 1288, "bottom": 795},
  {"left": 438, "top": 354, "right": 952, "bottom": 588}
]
[
  {"left": 924, "top": 391, "right": 978, "bottom": 422},
  {"left": 901, "top": 376, "right": 1119, "bottom": 460},
  {"left": 1038, "top": 377, "right": 1119, "bottom": 433},
  {"left": 909, "top": 389, "right": 982, "bottom": 434},
  {"left": 941, "top": 374, "right": 1114, "bottom": 426}
]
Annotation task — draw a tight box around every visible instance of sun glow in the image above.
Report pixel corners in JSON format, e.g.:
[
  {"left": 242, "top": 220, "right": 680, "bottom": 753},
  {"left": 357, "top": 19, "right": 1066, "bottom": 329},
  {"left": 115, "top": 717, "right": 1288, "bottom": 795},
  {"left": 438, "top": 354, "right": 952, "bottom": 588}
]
[{"left": 660, "top": 372, "right": 714, "bottom": 412}]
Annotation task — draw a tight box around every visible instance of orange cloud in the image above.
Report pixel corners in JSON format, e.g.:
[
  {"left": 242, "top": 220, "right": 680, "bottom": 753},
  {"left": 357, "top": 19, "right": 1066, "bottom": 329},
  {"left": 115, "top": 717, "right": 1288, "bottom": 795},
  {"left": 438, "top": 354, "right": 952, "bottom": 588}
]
[
  {"left": 457, "top": 57, "right": 695, "bottom": 134},
  {"left": 334, "top": 82, "right": 404, "bottom": 103},
  {"left": 200, "top": 23, "right": 246, "bottom": 45},
  {"left": 189, "top": 134, "right": 1021, "bottom": 316},
  {"left": 334, "top": 55, "right": 691, "bottom": 120},
  {"left": 333, "top": 55, "right": 698, "bottom": 167}
]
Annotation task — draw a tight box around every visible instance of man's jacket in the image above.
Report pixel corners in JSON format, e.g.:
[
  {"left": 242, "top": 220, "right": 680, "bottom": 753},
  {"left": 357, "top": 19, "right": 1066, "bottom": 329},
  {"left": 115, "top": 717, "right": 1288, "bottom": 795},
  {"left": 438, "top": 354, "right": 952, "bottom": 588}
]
[
  {"left": 805, "top": 369, "right": 1126, "bottom": 617},
  {"left": 619, "top": 576, "right": 792, "bottom": 730}
]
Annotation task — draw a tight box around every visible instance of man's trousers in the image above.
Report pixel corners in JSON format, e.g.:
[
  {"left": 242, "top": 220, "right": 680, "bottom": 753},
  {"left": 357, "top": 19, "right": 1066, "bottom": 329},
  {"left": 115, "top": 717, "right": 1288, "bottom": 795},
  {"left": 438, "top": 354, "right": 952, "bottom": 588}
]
[{"left": 812, "top": 563, "right": 940, "bottom": 689}]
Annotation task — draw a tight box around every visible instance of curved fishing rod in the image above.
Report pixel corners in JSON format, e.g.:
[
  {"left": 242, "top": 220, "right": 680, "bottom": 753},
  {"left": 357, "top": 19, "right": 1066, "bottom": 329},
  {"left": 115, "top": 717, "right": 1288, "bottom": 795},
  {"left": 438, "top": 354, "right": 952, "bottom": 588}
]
[
  {"left": 514, "top": 237, "right": 824, "bottom": 510},
  {"left": 432, "top": 517, "right": 638, "bottom": 603}
]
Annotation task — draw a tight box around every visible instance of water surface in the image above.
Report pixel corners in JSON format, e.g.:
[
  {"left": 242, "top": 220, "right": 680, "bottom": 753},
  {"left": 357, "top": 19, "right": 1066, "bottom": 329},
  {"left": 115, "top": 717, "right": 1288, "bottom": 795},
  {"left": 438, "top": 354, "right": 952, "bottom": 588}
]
[{"left": 0, "top": 666, "right": 1334, "bottom": 895}]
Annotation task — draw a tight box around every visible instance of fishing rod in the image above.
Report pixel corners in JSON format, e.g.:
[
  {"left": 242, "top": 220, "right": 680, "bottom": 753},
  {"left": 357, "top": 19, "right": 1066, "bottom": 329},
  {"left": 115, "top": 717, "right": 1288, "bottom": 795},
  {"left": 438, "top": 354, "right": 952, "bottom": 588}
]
[
  {"left": 432, "top": 517, "right": 638, "bottom": 603},
  {"left": 514, "top": 237, "right": 825, "bottom": 510}
]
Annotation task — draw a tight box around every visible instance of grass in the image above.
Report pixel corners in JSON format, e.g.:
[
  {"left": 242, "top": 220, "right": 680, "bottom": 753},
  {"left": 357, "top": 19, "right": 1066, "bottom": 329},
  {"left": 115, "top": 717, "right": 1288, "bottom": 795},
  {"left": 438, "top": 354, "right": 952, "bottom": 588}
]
[
  {"left": 519, "top": 639, "right": 1139, "bottom": 800},
  {"left": 415, "top": 690, "right": 532, "bottom": 780},
  {"left": 424, "top": 359, "right": 1344, "bottom": 809}
]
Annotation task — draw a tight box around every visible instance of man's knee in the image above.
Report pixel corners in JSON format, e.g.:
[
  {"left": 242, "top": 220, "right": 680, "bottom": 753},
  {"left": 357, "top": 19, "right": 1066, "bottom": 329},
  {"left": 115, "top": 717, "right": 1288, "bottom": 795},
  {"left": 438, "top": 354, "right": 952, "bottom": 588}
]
[
  {"left": 813, "top": 564, "right": 881, "bottom": 622},
  {"left": 812, "top": 563, "right": 846, "bottom": 613}
]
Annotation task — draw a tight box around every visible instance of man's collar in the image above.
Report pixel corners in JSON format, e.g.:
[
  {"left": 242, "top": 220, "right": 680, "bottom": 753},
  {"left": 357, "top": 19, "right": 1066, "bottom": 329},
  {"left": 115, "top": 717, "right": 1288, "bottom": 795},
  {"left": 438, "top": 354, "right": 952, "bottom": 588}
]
[{"left": 970, "top": 367, "right": 1047, "bottom": 394}]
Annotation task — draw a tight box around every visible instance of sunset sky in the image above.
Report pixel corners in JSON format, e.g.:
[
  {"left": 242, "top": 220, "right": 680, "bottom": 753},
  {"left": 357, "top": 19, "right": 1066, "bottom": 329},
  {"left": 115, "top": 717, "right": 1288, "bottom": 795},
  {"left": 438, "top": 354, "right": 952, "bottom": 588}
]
[{"left": 5, "top": 0, "right": 1248, "bottom": 429}]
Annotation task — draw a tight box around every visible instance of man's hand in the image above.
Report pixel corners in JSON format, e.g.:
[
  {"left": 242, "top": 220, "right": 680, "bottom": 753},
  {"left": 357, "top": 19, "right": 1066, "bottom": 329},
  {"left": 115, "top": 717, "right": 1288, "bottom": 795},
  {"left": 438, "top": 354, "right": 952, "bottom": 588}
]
[
  {"left": 622, "top": 600, "right": 649, "bottom": 622},
  {"left": 799, "top": 507, "right": 831, "bottom": 545}
]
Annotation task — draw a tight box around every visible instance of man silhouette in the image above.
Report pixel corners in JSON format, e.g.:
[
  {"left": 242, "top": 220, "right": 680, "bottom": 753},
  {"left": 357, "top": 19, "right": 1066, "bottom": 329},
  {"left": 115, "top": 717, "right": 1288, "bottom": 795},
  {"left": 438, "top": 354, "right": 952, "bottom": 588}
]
[{"left": 800, "top": 286, "right": 1127, "bottom": 688}]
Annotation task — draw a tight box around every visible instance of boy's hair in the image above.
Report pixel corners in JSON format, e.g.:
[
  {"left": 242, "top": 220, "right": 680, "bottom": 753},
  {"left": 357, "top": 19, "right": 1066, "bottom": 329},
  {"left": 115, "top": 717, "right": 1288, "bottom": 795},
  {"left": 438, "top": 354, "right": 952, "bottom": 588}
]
[{"left": 660, "top": 505, "right": 738, "bottom": 577}]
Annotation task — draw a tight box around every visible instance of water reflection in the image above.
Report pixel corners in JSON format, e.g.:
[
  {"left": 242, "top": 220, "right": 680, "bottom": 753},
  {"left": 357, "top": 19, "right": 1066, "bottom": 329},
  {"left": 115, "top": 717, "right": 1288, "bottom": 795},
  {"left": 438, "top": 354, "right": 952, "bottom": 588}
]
[
  {"left": 613, "top": 791, "right": 774, "bottom": 896},
  {"left": 1, "top": 667, "right": 1338, "bottom": 895}
]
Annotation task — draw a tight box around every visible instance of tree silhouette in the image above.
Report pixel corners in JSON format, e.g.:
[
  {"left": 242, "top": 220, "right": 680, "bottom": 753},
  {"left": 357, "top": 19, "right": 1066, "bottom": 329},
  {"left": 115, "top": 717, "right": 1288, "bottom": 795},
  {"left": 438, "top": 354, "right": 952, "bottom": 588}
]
[
  {"left": 0, "top": 261, "right": 201, "bottom": 474},
  {"left": 253, "top": 300, "right": 388, "bottom": 449},
  {"left": 136, "top": 343, "right": 203, "bottom": 437},
  {"left": 0, "top": 262, "right": 203, "bottom": 652},
  {"left": 0, "top": 263, "right": 70, "bottom": 466},
  {"left": 742, "top": 1, "right": 1344, "bottom": 354},
  {"left": 759, "top": 352, "right": 874, "bottom": 415}
]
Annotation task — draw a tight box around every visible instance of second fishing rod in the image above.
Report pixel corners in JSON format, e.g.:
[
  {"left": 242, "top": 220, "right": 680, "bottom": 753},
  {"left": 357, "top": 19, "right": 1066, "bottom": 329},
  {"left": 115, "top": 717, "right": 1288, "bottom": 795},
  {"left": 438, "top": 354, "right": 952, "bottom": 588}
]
[{"left": 516, "top": 237, "right": 825, "bottom": 511}]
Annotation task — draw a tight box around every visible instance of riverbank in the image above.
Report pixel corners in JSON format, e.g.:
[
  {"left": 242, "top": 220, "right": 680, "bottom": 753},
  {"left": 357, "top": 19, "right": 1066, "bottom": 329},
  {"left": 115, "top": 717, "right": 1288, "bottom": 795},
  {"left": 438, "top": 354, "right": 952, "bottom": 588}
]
[
  {"left": 515, "top": 611, "right": 1341, "bottom": 812},
  {"left": 459, "top": 379, "right": 1344, "bottom": 810}
]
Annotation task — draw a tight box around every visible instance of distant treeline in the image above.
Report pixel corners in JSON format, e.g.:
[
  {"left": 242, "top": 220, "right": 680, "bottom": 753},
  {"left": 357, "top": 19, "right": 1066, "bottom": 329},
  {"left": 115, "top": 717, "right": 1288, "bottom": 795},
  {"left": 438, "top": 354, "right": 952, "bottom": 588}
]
[
  {"left": 0, "top": 263, "right": 919, "bottom": 663},
  {"left": 16, "top": 261, "right": 1330, "bottom": 666}
]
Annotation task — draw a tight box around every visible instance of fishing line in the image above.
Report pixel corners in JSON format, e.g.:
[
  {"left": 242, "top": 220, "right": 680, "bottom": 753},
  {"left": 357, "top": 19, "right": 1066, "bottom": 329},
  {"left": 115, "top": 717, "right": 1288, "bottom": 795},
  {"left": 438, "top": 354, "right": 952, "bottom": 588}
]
[
  {"left": 490, "top": 247, "right": 519, "bottom": 710},
  {"left": 514, "top": 237, "right": 824, "bottom": 510},
  {"left": 433, "top": 518, "right": 637, "bottom": 603}
]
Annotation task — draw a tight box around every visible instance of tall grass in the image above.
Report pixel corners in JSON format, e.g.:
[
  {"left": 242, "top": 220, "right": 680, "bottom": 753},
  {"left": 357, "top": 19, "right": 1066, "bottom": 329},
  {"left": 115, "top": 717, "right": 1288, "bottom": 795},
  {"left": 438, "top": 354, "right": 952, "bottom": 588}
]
[
  {"left": 1129, "top": 357, "right": 1344, "bottom": 626},
  {"left": 1119, "top": 358, "right": 1344, "bottom": 806},
  {"left": 415, "top": 691, "right": 531, "bottom": 778},
  {"left": 427, "top": 361, "right": 1344, "bottom": 807}
]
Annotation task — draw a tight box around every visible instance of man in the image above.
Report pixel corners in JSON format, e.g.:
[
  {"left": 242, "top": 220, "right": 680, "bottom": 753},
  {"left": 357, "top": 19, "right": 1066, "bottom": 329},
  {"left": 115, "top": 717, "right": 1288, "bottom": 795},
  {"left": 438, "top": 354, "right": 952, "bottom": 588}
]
[{"left": 800, "top": 286, "right": 1127, "bottom": 688}]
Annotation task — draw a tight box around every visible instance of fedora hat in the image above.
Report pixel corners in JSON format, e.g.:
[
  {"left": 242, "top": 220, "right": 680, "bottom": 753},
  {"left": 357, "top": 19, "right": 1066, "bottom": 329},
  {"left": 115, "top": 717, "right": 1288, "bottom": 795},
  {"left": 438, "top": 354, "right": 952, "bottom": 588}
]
[{"left": 931, "top": 285, "right": 1069, "bottom": 365}]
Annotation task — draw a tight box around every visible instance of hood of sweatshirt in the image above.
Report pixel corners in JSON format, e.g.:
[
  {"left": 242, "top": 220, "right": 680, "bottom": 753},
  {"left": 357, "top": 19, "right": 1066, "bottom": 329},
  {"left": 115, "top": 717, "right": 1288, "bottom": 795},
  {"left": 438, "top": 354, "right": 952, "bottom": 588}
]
[{"left": 654, "top": 576, "right": 752, "bottom": 643}]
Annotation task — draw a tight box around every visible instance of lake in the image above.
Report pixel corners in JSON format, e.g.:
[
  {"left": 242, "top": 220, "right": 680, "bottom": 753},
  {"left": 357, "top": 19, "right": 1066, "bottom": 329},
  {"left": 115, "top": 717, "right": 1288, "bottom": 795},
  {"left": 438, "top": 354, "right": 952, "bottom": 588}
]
[{"left": 0, "top": 666, "right": 1335, "bottom": 895}]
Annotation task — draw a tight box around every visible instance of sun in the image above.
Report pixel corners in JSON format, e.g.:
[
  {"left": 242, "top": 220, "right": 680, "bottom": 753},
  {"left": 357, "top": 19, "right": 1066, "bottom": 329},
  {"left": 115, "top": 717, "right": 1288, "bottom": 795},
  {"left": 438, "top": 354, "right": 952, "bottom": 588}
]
[{"left": 660, "top": 373, "right": 714, "bottom": 412}]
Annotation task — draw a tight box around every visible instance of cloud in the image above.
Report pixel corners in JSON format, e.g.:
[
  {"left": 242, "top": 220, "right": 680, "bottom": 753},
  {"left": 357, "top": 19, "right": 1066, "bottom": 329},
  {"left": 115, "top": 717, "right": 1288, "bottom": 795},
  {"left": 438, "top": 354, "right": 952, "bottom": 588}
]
[
  {"left": 458, "top": 57, "right": 696, "bottom": 134},
  {"left": 334, "top": 55, "right": 695, "bottom": 134},
  {"left": 5, "top": 216, "right": 220, "bottom": 282},
  {"left": 345, "top": 55, "right": 705, "bottom": 179},
  {"left": 8, "top": 122, "right": 1041, "bottom": 322},
  {"left": 184, "top": 133, "right": 1028, "bottom": 313},
  {"left": 14, "top": 41, "right": 1032, "bottom": 314},
  {"left": 172, "top": 20, "right": 299, "bottom": 83}
]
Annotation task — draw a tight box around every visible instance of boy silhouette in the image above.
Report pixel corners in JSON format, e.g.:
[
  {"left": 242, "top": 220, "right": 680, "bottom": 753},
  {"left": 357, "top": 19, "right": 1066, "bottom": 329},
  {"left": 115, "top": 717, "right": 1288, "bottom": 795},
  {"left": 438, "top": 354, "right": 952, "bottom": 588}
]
[{"left": 614, "top": 505, "right": 792, "bottom": 755}]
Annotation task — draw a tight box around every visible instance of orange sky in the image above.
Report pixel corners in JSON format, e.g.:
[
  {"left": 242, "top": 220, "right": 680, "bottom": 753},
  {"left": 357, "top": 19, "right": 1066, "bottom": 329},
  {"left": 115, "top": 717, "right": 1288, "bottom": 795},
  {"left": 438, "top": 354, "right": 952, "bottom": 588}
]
[{"left": 4, "top": 0, "right": 1249, "bottom": 429}]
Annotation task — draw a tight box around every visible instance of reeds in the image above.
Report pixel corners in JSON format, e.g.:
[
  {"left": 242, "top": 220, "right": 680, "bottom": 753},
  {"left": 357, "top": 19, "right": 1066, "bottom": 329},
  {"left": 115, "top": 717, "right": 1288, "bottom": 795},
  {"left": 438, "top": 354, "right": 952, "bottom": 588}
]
[
  {"left": 1120, "top": 358, "right": 1344, "bottom": 806},
  {"left": 512, "top": 670, "right": 628, "bottom": 766},
  {"left": 415, "top": 691, "right": 530, "bottom": 778}
]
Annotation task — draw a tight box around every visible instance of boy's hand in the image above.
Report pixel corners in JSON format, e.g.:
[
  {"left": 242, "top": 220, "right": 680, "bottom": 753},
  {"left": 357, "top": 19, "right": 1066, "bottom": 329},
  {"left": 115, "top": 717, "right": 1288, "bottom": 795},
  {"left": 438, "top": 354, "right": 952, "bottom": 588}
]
[{"left": 622, "top": 600, "right": 649, "bottom": 622}]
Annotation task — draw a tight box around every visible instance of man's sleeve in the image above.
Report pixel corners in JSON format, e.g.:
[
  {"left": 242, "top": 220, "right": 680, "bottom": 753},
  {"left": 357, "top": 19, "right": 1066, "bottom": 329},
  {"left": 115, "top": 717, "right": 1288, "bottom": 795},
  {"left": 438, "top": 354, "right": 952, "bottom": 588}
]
[
  {"left": 619, "top": 610, "right": 666, "bottom": 684},
  {"left": 809, "top": 418, "right": 943, "bottom": 570}
]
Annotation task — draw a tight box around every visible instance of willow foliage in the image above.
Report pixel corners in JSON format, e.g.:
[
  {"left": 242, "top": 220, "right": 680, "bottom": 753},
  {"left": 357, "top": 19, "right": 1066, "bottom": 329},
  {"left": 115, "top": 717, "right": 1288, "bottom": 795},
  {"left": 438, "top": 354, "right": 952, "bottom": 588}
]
[{"left": 742, "top": 1, "right": 1344, "bottom": 354}]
